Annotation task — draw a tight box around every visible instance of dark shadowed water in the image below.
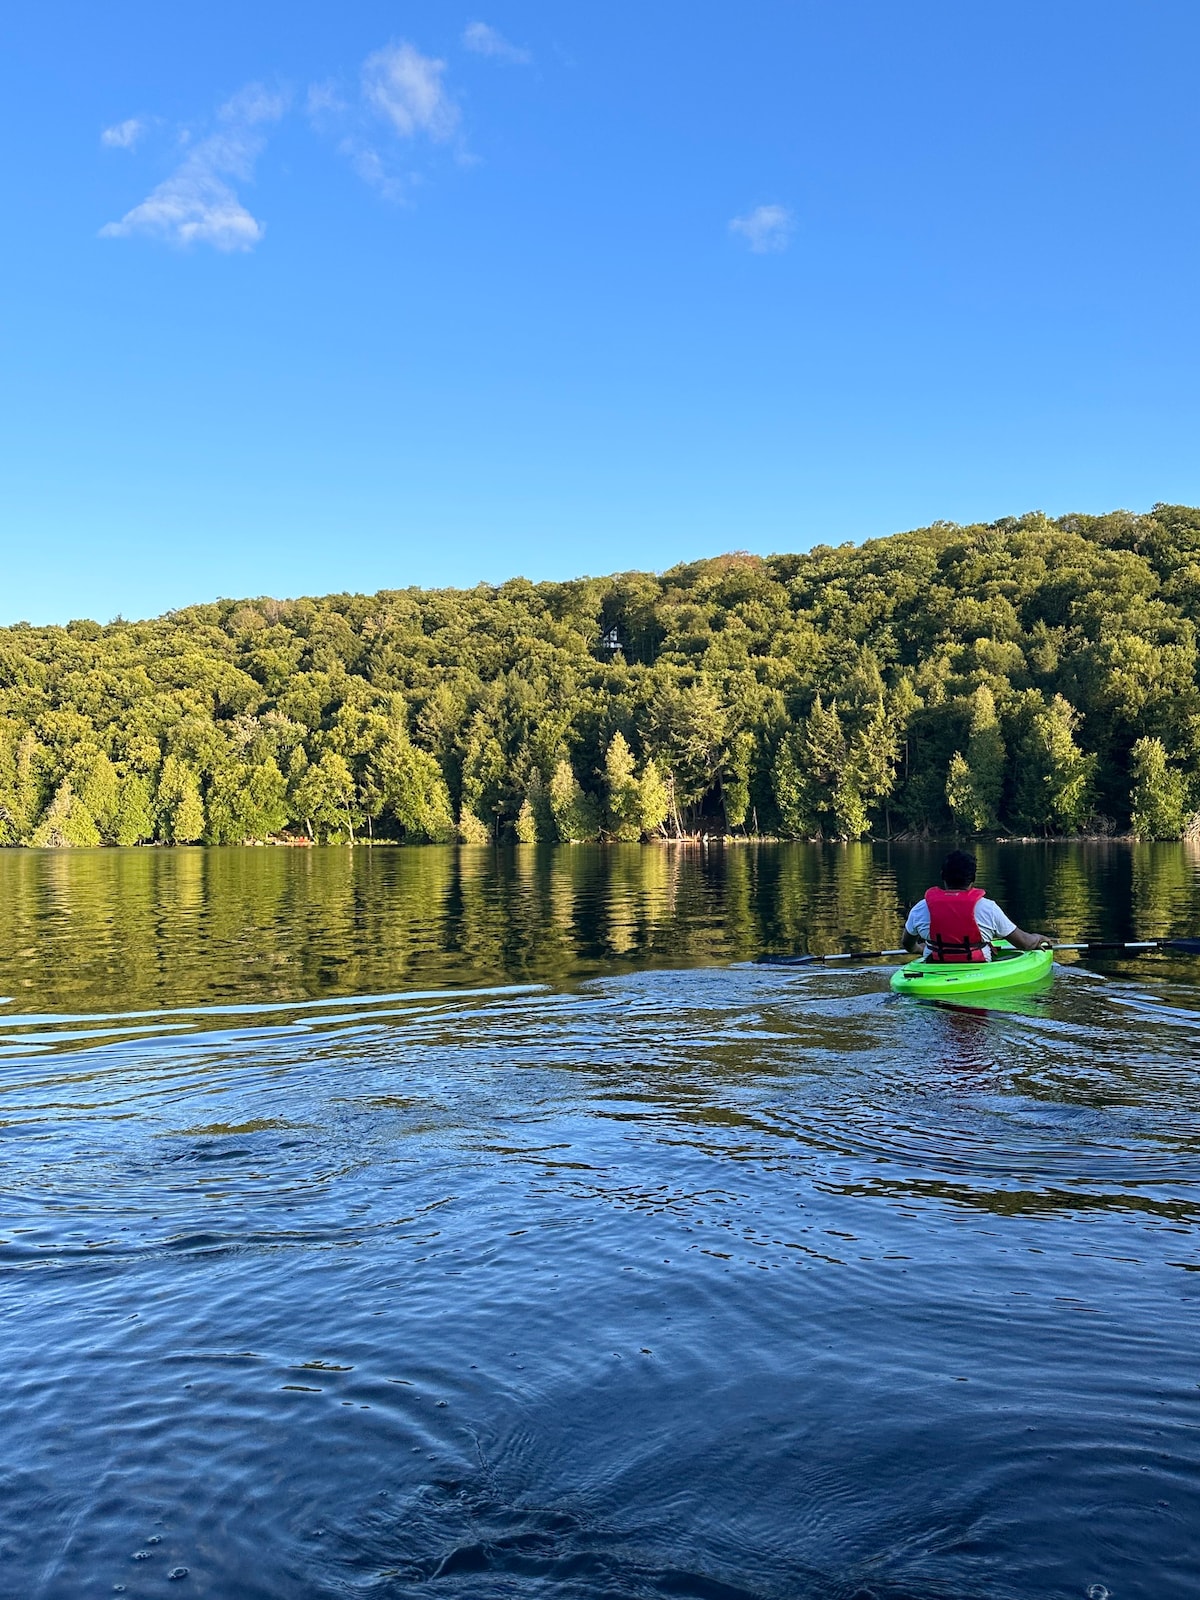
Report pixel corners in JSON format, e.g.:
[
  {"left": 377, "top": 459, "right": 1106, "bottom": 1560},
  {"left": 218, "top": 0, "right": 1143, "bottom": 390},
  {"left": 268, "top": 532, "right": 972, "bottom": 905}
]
[{"left": 2, "top": 842, "right": 1199, "bottom": 1600}]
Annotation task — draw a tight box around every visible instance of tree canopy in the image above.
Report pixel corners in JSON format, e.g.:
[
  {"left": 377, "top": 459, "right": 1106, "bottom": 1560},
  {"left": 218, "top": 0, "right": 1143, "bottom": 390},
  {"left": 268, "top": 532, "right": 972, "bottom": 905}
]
[{"left": 3, "top": 504, "right": 1200, "bottom": 846}]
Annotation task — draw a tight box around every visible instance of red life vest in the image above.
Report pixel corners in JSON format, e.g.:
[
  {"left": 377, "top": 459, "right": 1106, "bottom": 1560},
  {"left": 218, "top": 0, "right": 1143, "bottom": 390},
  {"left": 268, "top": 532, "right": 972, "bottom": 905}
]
[{"left": 924, "top": 886, "right": 988, "bottom": 962}]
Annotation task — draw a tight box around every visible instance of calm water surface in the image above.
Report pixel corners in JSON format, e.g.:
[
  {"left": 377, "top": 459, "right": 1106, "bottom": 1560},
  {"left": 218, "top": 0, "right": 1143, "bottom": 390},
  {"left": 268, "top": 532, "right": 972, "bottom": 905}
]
[{"left": 2, "top": 842, "right": 1199, "bottom": 1600}]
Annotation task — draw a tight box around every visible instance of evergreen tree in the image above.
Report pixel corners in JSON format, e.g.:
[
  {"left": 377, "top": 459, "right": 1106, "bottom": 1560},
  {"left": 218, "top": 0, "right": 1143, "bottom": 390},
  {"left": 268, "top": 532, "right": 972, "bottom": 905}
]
[
  {"left": 75, "top": 751, "right": 121, "bottom": 843},
  {"left": 637, "top": 758, "right": 670, "bottom": 836},
  {"left": 967, "top": 685, "right": 1006, "bottom": 828},
  {"left": 286, "top": 747, "right": 313, "bottom": 837},
  {"left": 721, "top": 730, "right": 754, "bottom": 830},
  {"left": 945, "top": 752, "right": 976, "bottom": 830},
  {"left": 526, "top": 770, "right": 555, "bottom": 840},
  {"left": 771, "top": 734, "right": 812, "bottom": 837},
  {"left": 805, "top": 697, "right": 852, "bottom": 837},
  {"left": 772, "top": 697, "right": 868, "bottom": 839},
  {"left": 370, "top": 728, "right": 455, "bottom": 843},
  {"left": 849, "top": 699, "right": 900, "bottom": 826},
  {"left": 832, "top": 770, "right": 868, "bottom": 839},
  {"left": 0, "top": 723, "right": 25, "bottom": 846},
  {"left": 514, "top": 796, "right": 538, "bottom": 843},
  {"left": 604, "top": 732, "right": 643, "bottom": 841},
  {"left": 243, "top": 757, "right": 290, "bottom": 839},
  {"left": 458, "top": 807, "right": 492, "bottom": 845},
  {"left": 1129, "top": 737, "right": 1188, "bottom": 839},
  {"left": 548, "top": 758, "right": 599, "bottom": 843},
  {"left": 156, "top": 755, "right": 206, "bottom": 844},
  {"left": 946, "top": 686, "right": 1006, "bottom": 833},
  {"left": 646, "top": 679, "right": 729, "bottom": 815},
  {"left": 1011, "top": 693, "right": 1095, "bottom": 834},
  {"left": 0, "top": 729, "right": 48, "bottom": 844},
  {"left": 459, "top": 710, "right": 508, "bottom": 828},
  {"left": 204, "top": 758, "right": 290, "bottom": 843},
  {"left": 407, "top": 748, "right": 456, "bottom": 841},
  {"left": 115, "top": 773, "right": 155, "bottom": 846},
  {"left": 31, "top": 779, "right": 102, "bottom": 847},
  {"left": 205, "top": 764, "right": 253, "bottom": 844},
  {"left": 173, "top": 776, "right": 206, "bottom": 844}
]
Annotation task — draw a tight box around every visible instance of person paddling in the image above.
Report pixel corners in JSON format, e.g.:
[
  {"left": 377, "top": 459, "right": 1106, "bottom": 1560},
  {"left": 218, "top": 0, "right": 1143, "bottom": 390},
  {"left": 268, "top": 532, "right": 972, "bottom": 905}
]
[{"left": 902, "top": 849, "right": 1053, "bottom": 963}]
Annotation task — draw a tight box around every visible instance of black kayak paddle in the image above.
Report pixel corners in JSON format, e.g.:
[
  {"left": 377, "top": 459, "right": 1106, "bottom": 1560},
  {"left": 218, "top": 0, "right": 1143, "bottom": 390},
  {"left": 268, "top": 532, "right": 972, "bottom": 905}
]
[
  {"left": 756, "top": 937, "right": 1200, "bottom": 967},
  {"left": 1049, "top": 938, "right": 1200, "bottom": 954}
]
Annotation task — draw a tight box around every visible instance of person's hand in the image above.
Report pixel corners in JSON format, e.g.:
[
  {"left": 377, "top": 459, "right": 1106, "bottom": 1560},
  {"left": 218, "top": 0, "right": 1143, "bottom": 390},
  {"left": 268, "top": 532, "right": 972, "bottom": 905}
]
[{"left": 1034, "top": 935, "right": 1054, "bottom": 950}]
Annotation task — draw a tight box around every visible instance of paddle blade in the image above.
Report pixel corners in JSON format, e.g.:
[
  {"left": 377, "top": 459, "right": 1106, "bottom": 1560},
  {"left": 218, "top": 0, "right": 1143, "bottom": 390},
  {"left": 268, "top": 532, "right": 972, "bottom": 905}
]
[
  {"left": 1163, "top": 938, "right": 1200, "bottom": 954},
  {"left": 754, "top": 954, "right": 819, "bottom": 966}
]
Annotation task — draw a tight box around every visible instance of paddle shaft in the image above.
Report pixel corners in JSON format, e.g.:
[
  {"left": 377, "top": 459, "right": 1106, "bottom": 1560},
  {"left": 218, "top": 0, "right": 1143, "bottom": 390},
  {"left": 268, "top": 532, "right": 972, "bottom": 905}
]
[
  {"left": 756, "top": 936, "right": 1200, "bottom": 967},
  {"left": 757, "top": 949, "right": 907, "bottom": 966},
  {"left": 1052, "top": 939, "right": 1200, "bottom": 953}
]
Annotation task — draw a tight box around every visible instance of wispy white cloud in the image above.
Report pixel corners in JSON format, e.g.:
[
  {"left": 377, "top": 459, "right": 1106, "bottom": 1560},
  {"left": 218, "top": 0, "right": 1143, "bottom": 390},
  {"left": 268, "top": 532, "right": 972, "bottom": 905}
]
[
  {"left": 102, "top": 39, "right": 470, "bottom": 247},
  {"left": 305, "top": 80, "right": 346, "bottom": 122},
  {"left": 729, "top": 203, "right": 794, "bottom": 254},
  {"left": 100, "top": 85, "right": 288, "bottom": 251},
  {"left": 362, "top": 42, "right": 459, "bottom": 141},
  {"left": 331, "top": 40, "right": 467, "bottom": 201},
  {"left": 338, "top": 139, "right": 413, "bottom": 202},
  {"left": 463, "top": 21, "right": 532, "bottom": 64},
  {"left": 101, "top": 117, "right": 146, "bottom": 151}
]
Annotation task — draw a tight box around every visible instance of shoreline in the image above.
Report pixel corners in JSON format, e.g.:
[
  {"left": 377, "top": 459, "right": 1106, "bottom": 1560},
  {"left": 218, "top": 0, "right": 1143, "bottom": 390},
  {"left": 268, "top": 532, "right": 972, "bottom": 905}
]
[{"left": 3, "top": 832, "right": 1199, "bottom": 852}]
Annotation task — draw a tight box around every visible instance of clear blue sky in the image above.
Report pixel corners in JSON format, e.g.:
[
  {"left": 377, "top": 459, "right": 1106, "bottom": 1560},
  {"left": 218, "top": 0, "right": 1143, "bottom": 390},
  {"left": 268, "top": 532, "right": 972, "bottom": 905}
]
[{"left": 2, "top": 1, "right": 1198, "bottom": 624}]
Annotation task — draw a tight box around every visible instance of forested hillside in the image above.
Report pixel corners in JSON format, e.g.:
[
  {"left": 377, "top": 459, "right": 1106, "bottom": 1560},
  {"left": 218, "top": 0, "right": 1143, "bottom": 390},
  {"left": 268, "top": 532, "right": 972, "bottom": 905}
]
[{"left": 3, "top": 505, "right": 1200, "bottom": 847}]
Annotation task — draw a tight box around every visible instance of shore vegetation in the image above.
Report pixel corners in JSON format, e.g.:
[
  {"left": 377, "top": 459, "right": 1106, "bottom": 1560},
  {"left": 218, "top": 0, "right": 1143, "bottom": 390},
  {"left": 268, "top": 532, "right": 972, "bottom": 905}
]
[{"left": 3, "top": 504, "right": 1199, "bottom": 846}]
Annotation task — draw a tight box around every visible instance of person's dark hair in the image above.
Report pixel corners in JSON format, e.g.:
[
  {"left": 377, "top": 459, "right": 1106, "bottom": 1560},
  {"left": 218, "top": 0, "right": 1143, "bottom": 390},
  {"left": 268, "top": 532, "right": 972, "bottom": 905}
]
[{"left": 941, "top": 849, "right": 977, "bottom": 890}]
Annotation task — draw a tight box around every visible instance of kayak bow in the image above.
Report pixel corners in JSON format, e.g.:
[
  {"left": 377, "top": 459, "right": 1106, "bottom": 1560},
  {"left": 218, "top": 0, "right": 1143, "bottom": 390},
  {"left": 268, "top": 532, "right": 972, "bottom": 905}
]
[{"left": 889, "top": 939, "right": 1053, "bottom": 996}]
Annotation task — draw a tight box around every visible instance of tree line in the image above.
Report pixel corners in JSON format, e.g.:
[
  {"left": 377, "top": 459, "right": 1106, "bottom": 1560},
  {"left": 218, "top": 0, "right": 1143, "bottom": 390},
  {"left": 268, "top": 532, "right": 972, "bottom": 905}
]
[{"left": 2, "top": 504, "right": 1199, "bottom": 847}]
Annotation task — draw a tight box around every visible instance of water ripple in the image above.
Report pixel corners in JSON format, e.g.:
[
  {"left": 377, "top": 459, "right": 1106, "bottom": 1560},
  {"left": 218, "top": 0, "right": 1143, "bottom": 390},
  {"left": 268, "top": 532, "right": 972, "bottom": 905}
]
[{"left": 2, "top": 951, "right": 1199, "bottom": 1597}]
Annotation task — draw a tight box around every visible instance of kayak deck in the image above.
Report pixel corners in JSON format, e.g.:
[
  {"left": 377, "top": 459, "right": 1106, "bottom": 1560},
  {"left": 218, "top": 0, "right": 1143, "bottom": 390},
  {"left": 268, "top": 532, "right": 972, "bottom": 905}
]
[{"left": 889, "top": 940, "right": 1053, "bottom": 995}]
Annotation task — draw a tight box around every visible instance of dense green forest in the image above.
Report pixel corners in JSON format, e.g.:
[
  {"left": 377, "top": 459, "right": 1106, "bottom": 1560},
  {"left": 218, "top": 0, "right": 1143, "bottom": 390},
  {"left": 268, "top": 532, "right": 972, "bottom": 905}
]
[{"left": 3, "top": 505, "right": 1200, "bottom": 848}]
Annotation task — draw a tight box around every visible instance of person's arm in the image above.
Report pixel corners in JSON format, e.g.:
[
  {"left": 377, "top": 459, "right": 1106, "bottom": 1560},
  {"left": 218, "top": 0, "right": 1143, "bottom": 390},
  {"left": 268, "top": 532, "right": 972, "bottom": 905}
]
[
  {"left": 902, "top": 903, "right": 928, "bottom": 955},
  {"left": 979, "top": 899, "right": 1052, "bottom": 953}
]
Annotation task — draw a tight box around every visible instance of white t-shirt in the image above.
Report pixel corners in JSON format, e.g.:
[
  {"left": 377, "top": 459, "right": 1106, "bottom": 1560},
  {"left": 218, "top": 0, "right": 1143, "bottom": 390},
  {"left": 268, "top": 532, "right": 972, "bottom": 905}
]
[{"left": 904, "top": 895, "right": 1016, "bottom": 961}]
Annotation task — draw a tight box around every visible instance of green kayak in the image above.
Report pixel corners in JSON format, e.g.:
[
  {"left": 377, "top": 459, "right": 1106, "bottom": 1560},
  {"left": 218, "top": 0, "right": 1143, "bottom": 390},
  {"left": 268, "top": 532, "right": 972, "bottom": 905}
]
[{"left": 889, "top": 940, "right": 1053, "bottom": 996}]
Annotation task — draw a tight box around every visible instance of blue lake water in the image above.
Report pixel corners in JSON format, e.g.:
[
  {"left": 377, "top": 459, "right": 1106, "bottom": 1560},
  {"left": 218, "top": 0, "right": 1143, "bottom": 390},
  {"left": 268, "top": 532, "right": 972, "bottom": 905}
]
[{"left": 1, "top": 842, "right": 1199, "bottom": 1599}]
